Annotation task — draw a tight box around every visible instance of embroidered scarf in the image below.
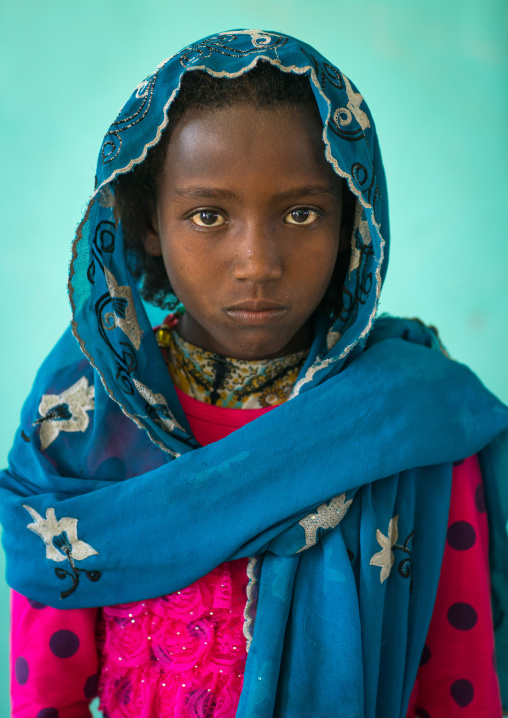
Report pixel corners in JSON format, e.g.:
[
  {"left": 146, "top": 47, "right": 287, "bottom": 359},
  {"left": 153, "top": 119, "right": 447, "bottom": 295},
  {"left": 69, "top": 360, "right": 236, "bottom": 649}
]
[{"left": 1, "top": 30, "right": 508, "bottom": 717}]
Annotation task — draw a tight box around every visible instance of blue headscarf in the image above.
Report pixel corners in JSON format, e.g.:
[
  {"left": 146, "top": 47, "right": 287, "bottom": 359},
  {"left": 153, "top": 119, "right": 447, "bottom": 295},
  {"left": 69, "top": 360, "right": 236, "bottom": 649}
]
[{"left": 1, "top": 30, "right": 508, "bottom": 716}]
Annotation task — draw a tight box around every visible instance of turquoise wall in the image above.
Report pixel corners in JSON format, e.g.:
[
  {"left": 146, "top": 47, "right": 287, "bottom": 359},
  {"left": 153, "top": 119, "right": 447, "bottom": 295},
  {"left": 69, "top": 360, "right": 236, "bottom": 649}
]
[{"left": 1, "top": 0, "right": 507, "bottom": 713}]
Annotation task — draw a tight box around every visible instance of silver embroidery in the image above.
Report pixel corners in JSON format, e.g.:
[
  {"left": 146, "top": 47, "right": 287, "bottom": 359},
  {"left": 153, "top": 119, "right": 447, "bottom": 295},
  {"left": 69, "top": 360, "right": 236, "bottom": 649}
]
[
  {"left": 350, "top": 206, "right": 372, "bottom": 274},
  {"left": 132, "top": 378, "right": 184, "bottom": 433},
  {"left": 342, "top": 75, "right": 371, "bottom": 131},
  {"left": 296, "top": 493, "right": 353, "bottom": 553},
  {"left": 370, "top": 515, "right": 399, "bottom": 583},
  {"left": 23, "top": 505, "right": 98, "bottom": 563},
  {"left": 219, "top": 29, "right": 284, "bottom": 48},
  {"left": 37, "top": 376, "right": 95, "bottom": 450},
  {"left": 243, "top": 556, "right": 259, "bottom": 652},
  {"left": 135, "top": 76, "right": 154, "bottom": 99},
  {"left": 103, "top": 267, "right": 143, "bottom": 350}
]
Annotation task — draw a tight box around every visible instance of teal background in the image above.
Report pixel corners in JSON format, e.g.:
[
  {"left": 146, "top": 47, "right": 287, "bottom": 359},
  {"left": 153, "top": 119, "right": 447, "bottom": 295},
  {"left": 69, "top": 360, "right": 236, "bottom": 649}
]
[{"left": 1, "top": 0, "right": 507, "bottom": 713}]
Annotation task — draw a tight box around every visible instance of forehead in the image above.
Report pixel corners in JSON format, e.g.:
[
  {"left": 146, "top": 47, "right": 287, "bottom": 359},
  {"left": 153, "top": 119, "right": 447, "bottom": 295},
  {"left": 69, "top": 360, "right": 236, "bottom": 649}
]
[{"left": 160, "top": 103, "right": 336, "bottom": 189}]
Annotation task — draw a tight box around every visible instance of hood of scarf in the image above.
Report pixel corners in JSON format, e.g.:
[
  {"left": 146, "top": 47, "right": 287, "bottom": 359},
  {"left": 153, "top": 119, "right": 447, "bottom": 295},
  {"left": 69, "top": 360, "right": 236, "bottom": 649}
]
[{"left": 69, "top": 29, "right": 389, "bottom": 456}]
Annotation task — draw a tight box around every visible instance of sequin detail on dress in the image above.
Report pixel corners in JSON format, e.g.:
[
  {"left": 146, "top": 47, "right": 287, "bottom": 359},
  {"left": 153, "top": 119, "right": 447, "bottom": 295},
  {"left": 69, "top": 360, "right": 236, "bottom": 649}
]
[{"left": 98, "top": 559, "right": 249, "bottom": 717}]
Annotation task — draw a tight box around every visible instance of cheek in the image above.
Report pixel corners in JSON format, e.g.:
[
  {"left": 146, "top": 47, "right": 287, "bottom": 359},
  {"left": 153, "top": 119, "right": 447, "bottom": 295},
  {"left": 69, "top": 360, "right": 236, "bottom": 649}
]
[
  {"left": 159, "top": 237, "right": 200, "bottom": 287},
  {"left": 159, "top": 236, "right": 227, "bottom": 315},
  {"left": 295, "top": 237, "right": 340, "bottom": 293}
]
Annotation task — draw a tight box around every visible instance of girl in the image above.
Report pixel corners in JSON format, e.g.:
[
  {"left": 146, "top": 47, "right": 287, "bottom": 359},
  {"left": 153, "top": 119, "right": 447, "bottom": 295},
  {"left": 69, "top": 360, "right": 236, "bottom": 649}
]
[{"left": 2, "top": 29, "right": 508, "bottom": 717}]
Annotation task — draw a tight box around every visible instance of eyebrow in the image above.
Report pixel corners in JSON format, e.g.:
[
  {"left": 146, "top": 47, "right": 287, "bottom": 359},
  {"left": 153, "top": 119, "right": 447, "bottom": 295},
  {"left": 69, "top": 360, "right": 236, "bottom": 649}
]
[{"left": 171, "top": 185, "right": 335, "bottom": 202}]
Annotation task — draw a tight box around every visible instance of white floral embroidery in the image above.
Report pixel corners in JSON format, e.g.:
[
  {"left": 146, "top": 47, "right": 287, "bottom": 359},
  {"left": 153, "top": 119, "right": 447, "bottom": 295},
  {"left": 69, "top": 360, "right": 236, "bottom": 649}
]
[
  {"left": 370, "top": 515, "right": 399, "bottom": 583},
  {"left": 219, "top": 29, "right": 282, "bottom": 48},
  {"left": 344, "top": 75, "right": 371, "bottom": 131},
  {"left": 296, "top": 493, "right": 353, "bottom": 553},
  {"left": 350, "top": 206, "right": 372, "bottom": 274},
  {"left": 103, "top": 266, "right": 143, "bottom": 350},
  {"left": 132, "top": 378, "right": 184, "bottom": 433},
  {"left": 333, "top": 78, "right": 370, "bottom": 130},
  {"left": 23, "top": 505, "right": 98, "bottom": 563},
  {"left": 37, "top": 376, "right": 95, "bottom": 450}
]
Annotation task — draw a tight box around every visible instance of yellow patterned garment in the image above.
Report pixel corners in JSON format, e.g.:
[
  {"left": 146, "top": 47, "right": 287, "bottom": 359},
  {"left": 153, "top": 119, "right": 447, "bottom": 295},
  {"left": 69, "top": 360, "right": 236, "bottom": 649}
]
[{"left": 155, "top": 325, "right": 308, "bottom": 409}]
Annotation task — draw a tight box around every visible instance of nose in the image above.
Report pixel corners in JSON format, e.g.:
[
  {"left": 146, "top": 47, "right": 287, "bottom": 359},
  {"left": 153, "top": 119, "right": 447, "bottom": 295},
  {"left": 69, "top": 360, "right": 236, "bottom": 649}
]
[{"left": 232, "top": 221, "right": 283, "bottom": 282}]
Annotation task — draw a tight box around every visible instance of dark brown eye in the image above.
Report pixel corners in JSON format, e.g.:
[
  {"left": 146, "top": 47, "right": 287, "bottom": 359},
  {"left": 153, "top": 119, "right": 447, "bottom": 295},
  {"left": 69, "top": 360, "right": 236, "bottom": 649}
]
[
  {"left": 285, "top": 208, "right": 318, "bottom": 225},
  {"left": 190, "top": 210, "right": 225, "bottom": 227}
]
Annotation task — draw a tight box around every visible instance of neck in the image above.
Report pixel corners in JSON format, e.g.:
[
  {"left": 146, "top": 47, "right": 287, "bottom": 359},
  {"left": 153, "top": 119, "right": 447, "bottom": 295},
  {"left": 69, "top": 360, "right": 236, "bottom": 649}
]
[{"left": 156, "top": 322, "right": 309, "bottom": 409}]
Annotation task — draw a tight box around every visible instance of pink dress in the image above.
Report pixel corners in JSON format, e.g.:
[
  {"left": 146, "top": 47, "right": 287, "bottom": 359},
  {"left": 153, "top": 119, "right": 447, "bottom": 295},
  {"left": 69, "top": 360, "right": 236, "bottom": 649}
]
[
  {"left": 10, "top": 392, "right": 503, "bottom": 716},
  {"left": 406, "top": 456, "right": 503, "bottom": 716}
]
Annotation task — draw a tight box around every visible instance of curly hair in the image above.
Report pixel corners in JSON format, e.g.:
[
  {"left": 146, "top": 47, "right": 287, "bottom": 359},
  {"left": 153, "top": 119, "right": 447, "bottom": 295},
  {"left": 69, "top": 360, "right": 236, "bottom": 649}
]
[{"left": 114, "top": 62, "right": 354, "bottom": 315}]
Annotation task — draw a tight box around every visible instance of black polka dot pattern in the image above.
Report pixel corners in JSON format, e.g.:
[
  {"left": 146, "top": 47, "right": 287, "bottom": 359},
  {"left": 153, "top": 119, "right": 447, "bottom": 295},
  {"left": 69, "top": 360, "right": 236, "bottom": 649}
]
[
  {"left": 451, "top": 678, "right": 474, "bottom": 707},
  {"left": 36, "top": 710, "right": 59, "bottom": 718},
  {"left": 84, "top": 672, "right": 99, "bottom": 699},
  {"left": 419, "top": 643, "right": 431, "bottom": 666},
  {"left": 49, "top": 629, "right": 80, "bottom": 658},
  {"left": 410, "top": 463, "right": 495, "bottom": 713},
  {"left": 475, "top": 483, "right": 486, "bottom": 512},
  {"left": 447, "top": 602, "right": 477, "bottom": 631},
  {"left": 447, "top": 521, "right": 476, "bottom": 550},
  {"left": 27, "top": 598, "right": 47, "bottom": 610},
  {"left": 14, "top": 656, "right": 29, "bottom": 685}
]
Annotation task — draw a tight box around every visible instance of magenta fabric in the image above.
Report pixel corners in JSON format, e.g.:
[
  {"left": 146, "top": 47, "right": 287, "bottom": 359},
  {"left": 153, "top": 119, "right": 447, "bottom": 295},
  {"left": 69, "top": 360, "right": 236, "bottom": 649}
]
[
  {"left": 10, "top": 590, "right": 99, "bottom": 716},
  {"left": 97, "top": 558, "right": 250, "bottom": 717},
  {"left": 10, "top": 404, "right": 501, "bottom": 716},
  {"left": 174, "top": 386, "right": 275, "bottom": 444},
  {"left": 407, "top": 454, "right": 503, "bottom": 716}
]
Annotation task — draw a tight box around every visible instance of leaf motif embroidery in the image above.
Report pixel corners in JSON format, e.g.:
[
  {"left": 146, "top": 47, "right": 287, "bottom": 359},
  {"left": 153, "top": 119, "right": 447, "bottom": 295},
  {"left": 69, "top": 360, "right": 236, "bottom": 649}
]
[
  {"left": 370, "top": 516, "right": 414, "bottom": 591},
  {"left": 343, "top": 75, "right": 371, "bottom": 130},
  {"left": 35, "top": 376, "right": 95, "bottom": 450},
  {"left": 370, "top": 516, "right": 399, "bottom": 583},
  {"left": 132, "top": 378, "right": 184, "bottom": 433},
  {"left": 103, "top": 266, "right": 143, "bottom": 350},
  {"left": 296, "top": 493, "right": 353, "bottom": 553},
  {"left": 23, "top": 505, "right": 101, "bottom": 599}
]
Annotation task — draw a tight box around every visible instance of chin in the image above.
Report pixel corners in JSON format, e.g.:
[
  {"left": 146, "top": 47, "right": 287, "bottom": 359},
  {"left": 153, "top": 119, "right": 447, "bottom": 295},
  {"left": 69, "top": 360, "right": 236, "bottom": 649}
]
[{"left": 225, "top": 334, "right": 297, "bottom": 361}]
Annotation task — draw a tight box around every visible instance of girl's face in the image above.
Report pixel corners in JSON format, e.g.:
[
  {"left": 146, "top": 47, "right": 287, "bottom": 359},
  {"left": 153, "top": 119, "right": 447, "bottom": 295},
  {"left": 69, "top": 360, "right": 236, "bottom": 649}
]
[{"left": 145, "top": 103, "right": 347, "bottom": 360}]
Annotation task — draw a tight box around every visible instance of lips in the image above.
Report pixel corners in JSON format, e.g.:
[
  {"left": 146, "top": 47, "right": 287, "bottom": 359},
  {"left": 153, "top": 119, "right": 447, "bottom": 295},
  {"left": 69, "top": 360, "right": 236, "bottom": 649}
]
[
  {"left": 227, "top": 300, "right": 287, "bottom": 312},
  {"left": 224, "top": 300, "right": 289, "bottom": 326}
]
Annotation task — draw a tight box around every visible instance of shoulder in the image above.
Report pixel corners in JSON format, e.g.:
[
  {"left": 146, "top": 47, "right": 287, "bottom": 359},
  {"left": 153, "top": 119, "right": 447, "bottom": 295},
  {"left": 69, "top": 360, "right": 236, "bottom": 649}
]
[
  {"left": 367, "top": 315, "right": 448, "bottom": 355},
  {"left": 30, "top": 326, "right": 94, "bottom": 395},
  {"left": 13, "top": 326, "right": 97, "bottom": 455},
  {"left": 9, "top": 325, "right": 163, "bottom": 480}
]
